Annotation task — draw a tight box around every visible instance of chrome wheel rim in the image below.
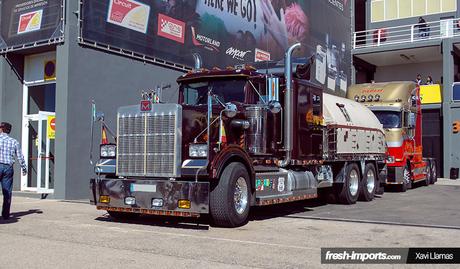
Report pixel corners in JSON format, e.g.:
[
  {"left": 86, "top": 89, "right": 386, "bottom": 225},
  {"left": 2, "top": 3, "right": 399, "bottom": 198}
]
[
  {"left": 432, "top": 165, "right": 436, "bottom": 180},
  {"left": 426, "top": 166, "right": 431, "bottom": 182},
  {"left": 234, "top": 177, "right": 248, "bottom": 215},
  {"left": 403, "top": 167, "right": 411, "bottom": 184},
  {"left": 349, "top": 169, "right": 359, "bottom": 197},
  {"left": 366, "top": 169, "right": 376, "bottom": 194}
]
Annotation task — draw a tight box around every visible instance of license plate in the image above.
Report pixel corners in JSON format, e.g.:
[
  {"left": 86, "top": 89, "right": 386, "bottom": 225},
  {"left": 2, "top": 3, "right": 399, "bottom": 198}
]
[{"left": 130, "top": 184, "right": 156, "bottom": 193}]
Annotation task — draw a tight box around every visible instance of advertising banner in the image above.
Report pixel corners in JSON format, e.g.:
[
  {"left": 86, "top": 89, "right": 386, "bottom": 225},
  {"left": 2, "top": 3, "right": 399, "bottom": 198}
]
[
  {"left": 80, "top": 0, "right": 351, "bottom": 95},
  {"left": 0, "top": 0, "right": 64, "bottom": 52}
]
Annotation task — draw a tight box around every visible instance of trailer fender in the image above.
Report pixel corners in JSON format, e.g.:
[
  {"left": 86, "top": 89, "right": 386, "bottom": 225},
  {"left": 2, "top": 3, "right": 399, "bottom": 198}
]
[{"left": 332, "top": 162, "right": 348, "bottom": 183}]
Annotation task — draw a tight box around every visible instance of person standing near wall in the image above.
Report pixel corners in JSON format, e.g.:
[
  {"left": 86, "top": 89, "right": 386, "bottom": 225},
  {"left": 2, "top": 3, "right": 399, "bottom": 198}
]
[
  {"left": 426, "top": 76, "right": 434, "bottom": 85},
  {"left": 415, "top": 74, "right": 423, "bottom": 85},
  {"left": 417, "top": 17, "right": 429, "bottom": 38},
  {"left": 0, "top": 122, "right": 27, "bottom": 220}
]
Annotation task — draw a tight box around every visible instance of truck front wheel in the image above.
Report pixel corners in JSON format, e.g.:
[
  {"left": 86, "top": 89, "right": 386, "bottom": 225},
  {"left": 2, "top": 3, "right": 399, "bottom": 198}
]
[
  {"left": 399, "top": 165, "right": 412, "bottom": 192},
  {"left": 359, "top": 163, "right": 376, "bottom": 201},
  {"left": 210, "top": 162, "right": 251, "bottom": 227},
  {"left": 336, "top": 163, "right": 360, "bottom": 204}
]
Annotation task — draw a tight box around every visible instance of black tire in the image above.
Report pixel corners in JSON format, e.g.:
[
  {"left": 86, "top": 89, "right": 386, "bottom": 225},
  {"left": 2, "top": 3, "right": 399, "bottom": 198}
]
[
  {"left": 336, "top": 163, "right": 360, "bottom": 204},
  {"left": 210, "top": 162, "right": 251, "bottom": 227},
  {"left": 430, "top": 159, "right": 437, "bottom": 184},
  {"left": 359, "top": 163, "right": 377, "bottom": 201},
  {"left": 399, "top": 165, "right": 411, "bottom": 192},
  {"left": 107, "top": 211, "right": 140, "bottom": 220},
  {"left": 421, "top": 162, "right": 430, "bottom": 186}
]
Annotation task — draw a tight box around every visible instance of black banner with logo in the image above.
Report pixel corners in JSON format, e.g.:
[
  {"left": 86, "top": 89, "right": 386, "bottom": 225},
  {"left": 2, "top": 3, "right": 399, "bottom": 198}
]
[
  {"left": 0, "top": 0, "right": 64, "bottom": 52},
  {"left": 80, "top": 0, "right": 351, "bottom": 94}
]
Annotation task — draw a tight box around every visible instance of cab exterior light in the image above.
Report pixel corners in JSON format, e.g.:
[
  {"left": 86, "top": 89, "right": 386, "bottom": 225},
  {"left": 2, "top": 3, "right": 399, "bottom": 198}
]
[
  {"left": 189, "top": 144, "right": 208, "bottom": 157},
  {"left": 375, "top": 94, "right": 381, "bottom": 101},
  {"left": 354, "top": 95, "right": 360, "bottom": 102},
  {"left": 99, "top": 195, "right": 110, "bottom": 203},
  {"left": 368, "top": 95, "right": 373, "bottom": 102},
  {"left": 152, "top": 198, "right": 164, "bottom": 207},
  {"left": 178, "top": 199, "right": 191, "bottom": 209},
  {"left": 361, "top": 95, "right": 366, "bottom": 102},
  {"left": 100, "top": 144, "right": 116, "bottom": 159},
  {"left": 124, "top": 197, "right": 136, "bottom": 205}
]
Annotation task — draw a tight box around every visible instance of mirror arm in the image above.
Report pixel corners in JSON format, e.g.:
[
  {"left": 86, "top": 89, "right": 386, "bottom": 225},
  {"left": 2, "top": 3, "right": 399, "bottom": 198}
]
[{"left": 248, "top": 80, "right": 267, "bottom": 104}]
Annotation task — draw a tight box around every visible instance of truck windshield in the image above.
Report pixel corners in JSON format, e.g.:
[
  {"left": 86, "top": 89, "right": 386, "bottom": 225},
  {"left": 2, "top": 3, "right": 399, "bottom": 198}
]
[
  {"left": 373, "top": 111, "right": 402, "bottom": 128},
  {"left": 181, "top": 79, "right": 247, "bottom": 105}
]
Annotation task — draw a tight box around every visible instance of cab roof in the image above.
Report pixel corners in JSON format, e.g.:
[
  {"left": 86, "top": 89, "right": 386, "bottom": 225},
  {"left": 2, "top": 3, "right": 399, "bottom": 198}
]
[{"left": 177, "top": 68, "right": 265, "bottom": 83}]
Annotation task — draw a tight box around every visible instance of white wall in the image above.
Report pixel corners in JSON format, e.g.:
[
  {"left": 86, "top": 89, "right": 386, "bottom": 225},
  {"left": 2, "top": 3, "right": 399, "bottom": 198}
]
[{"left": 374, "top": 61, "right": 443, "bottom": 84}]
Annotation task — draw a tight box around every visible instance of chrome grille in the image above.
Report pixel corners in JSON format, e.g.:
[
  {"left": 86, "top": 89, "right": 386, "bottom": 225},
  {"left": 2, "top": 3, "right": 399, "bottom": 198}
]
[{"left": 116, "top": 104, "right": 182, "bottom": 177}]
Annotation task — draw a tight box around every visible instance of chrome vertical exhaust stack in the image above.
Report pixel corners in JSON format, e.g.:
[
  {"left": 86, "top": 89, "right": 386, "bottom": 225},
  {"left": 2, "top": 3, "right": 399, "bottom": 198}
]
[
  {"left": 192, "top": 53, "right": 202, "bottom": 71},
  {"left": 279, "top": 43, "right": 301, "bottom": 167}
]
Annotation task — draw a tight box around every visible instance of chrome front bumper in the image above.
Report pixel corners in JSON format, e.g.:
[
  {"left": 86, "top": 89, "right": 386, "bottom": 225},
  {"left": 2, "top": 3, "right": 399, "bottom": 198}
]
[{"left": 90, "top": 178, "right": 210, "bottom": 216}]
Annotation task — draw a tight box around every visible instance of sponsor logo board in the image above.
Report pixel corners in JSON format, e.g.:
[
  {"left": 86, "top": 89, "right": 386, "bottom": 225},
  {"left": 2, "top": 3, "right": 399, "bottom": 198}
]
[
  {"left": 18, "top": 9, "right": 43, "bottom": 34},
  {"left": 191, "top": 27, "right": 220, "bottom": 52},
  {"left": 157, "top": 13, "right": 185, "bottom": 43},
  {"left": 226, "top": 47, "right": 251, "bottom": 61},
  {"left": 107, "top": 0, "right": 150, "bottom": 34},
  {"left": 255, "top": 48, "right": 270, "bottom": 62}
]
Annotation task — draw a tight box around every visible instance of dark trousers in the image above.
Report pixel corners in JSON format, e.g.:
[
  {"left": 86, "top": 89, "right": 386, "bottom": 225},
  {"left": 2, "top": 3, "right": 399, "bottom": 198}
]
[{"left": 0, "top": 163, "right": 14, "bottom": 219}]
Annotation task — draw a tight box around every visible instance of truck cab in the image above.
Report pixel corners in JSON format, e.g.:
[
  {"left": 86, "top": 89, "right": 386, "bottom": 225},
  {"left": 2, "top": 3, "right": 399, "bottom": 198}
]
[{"left": 347, "top": 82, "right": 437, "bottom": 191}]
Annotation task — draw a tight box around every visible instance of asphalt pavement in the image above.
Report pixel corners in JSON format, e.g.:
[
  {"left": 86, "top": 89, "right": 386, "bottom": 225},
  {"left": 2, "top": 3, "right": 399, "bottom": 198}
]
[{"left": 0, "top": 179, "right": 459, "bottom": 268}]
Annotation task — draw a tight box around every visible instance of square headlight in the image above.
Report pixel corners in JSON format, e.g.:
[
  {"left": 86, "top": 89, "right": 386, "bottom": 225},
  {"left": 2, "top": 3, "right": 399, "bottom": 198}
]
[
  {"left": 189, "top": 144, "right": 208, "bottom": 157},
  {"left": 100, "top": 144, "right": 116, "bottom": 159}
]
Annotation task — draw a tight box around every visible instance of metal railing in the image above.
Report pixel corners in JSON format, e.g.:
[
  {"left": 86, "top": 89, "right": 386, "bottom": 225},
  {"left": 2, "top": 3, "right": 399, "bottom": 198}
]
[{"left": 353, "top": 18, "right": 460, "bottom": 49}]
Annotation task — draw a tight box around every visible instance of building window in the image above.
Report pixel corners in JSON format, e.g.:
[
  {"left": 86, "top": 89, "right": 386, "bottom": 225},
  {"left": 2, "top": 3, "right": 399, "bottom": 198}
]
[{"left": 371, "top": 0, "right": 457, "bottom": 22}]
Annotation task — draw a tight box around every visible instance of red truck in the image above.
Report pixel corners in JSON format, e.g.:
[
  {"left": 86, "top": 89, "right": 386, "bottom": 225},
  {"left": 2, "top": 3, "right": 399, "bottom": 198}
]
[{"left": 348, "top": 82, "right": 437, "bottom": 191}]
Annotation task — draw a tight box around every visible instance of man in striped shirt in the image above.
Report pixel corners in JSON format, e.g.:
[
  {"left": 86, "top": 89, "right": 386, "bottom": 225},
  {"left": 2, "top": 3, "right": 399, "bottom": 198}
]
[{"left": 0, "top": 122, "right": 27, "bottom": 220}]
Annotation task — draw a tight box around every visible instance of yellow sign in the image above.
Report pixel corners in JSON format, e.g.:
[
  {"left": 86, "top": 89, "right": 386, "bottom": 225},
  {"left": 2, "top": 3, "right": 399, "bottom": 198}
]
[
  {"left": 47, "top": 116, "right": 56, "bottom": 139},
  {"left": 420, "top": 85, "right": 442, "bottom": 104},
  {"left": 44, "top": 59, "right": 56, "bottom": 81}
]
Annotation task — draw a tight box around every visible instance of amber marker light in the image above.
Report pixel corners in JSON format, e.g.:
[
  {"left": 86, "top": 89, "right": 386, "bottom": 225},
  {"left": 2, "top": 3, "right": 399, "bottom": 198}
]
[
  {"left": 99, "top": 195, "right": 110, "bottom": 203},
  {"left": 178, "top": 200, "right": 191, "bottom": 209}
]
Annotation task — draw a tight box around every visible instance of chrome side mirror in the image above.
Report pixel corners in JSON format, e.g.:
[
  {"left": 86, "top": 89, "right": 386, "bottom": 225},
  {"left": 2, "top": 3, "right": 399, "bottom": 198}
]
[
  {"left": 224, "top": 103, "right": 237, "bottom": 118},
  {"left": 268, "top": 100, "right": 282, "bottom": 114}
]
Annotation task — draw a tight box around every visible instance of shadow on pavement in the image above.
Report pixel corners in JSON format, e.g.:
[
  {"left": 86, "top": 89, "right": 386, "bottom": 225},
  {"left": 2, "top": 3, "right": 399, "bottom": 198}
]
[
  {"left": 93, "top": 198, "right": 333, "bottom": 228},
  {"left": 0, "top": 209, "right": 43, "bottom": 224},
  {"left": 95, "top": 214, "right": 211, "bottom": 230}
]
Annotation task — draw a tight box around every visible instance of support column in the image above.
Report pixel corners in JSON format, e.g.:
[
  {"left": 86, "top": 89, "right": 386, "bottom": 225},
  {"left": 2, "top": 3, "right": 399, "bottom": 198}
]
[{"left": 442, "top": 40, "right": 455, "bottom": 177}]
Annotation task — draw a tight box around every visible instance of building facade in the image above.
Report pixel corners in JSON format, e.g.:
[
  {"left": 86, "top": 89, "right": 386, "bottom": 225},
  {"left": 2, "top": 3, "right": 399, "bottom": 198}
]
[
  {"left": 353, "top": 0, "right": 460, "bottom": 177},
  {"left": 1, "top": 0, "right": 352, "bottom": 199}
]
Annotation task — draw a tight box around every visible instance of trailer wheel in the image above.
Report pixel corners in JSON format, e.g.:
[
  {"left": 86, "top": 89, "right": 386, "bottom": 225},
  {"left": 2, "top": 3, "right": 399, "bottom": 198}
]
[
  {"left": 359, "top": 163, "right": 376, "bottom": 201},
  {"left": 336, "top": 163, "right": 360, "bottom": 204},
  {"left": 107, "top": 211, "right": 140, "bottom": 220},
  {"left": 430, "top": 160, "right": 437, "bottom": 184},
  {"left": 210, "top": 162, "right": 251, "bottom": 227}
]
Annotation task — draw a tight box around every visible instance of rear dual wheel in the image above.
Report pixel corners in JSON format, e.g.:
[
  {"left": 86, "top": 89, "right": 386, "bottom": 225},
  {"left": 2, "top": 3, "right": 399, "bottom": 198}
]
[
  {"left": 429, "top": 160, "right": 437, "bottom": 184},
  {"left": 421, "top": 162, "right": 431, "bottom": 186},
  {"left": 359, "top": 163, "right": 377, "bottom": 202},
  {"left": 336, "top": 163, "right": 360, "bottom": 204}
]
